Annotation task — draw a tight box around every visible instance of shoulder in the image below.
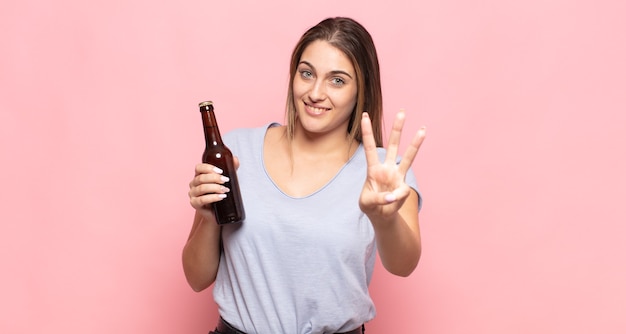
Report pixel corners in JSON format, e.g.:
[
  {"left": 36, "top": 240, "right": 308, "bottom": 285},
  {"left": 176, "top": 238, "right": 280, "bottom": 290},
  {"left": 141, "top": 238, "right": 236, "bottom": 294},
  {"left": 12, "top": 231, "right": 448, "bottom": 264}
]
[{"left": 265, "top": 124, "right": 287, "bottom": 143}]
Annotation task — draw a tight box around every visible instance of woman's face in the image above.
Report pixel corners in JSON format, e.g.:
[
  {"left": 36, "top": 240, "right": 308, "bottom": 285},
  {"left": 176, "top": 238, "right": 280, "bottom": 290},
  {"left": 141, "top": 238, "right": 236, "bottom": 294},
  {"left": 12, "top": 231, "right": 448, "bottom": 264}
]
[{"left": 292, "top": 40, "right": 358, "bottom": 137}]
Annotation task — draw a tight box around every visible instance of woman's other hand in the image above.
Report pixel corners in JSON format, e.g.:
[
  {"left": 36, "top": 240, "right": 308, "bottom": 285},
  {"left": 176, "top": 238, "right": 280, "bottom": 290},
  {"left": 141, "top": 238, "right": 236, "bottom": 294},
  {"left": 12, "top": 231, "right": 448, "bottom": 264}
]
[{"left": 188, "top": 157, "right": 240, "bottom": 213}]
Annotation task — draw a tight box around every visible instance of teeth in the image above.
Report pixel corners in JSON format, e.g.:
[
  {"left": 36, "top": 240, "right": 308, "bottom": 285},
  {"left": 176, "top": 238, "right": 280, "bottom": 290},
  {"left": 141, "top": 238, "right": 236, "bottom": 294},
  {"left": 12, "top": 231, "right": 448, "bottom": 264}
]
[{"left": 310, "top": 106, "right": 327, "bottom": 114}]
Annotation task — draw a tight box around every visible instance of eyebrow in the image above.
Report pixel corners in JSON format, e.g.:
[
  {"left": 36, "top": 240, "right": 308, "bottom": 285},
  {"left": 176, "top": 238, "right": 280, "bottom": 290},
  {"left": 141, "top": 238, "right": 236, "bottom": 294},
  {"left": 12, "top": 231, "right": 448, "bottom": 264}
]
[{"left": 298, "top": 61, "right": 354, "bottom": 79}]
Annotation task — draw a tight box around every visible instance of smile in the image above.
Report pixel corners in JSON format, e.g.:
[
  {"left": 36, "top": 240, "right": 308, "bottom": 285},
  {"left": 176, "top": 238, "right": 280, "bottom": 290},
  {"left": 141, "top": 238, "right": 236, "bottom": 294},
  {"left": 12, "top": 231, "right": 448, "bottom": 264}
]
[{"left": 305, "top": 103, "right": 331, "bottom": 115}]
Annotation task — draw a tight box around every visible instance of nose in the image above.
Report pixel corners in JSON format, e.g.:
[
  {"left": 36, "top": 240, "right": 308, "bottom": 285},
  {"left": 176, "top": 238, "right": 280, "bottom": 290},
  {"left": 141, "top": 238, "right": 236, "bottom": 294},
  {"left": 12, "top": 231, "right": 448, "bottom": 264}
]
[{"left": 308, "top": 79, "right": 326, "bottom": 102}]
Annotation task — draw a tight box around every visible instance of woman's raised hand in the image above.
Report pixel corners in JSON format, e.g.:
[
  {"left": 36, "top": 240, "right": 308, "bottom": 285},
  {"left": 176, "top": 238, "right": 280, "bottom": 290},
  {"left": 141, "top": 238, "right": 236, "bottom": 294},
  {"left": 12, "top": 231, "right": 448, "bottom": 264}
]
[{"left": 358, "top": 110, "right": 426, "bottom": 220}]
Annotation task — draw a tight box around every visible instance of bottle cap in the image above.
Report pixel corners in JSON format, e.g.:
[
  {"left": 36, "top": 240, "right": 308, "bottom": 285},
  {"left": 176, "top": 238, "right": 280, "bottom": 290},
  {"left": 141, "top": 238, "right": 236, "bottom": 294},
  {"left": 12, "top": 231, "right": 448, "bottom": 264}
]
[{"left": 199, "top": 101, "right": 213, "bottom": 108}]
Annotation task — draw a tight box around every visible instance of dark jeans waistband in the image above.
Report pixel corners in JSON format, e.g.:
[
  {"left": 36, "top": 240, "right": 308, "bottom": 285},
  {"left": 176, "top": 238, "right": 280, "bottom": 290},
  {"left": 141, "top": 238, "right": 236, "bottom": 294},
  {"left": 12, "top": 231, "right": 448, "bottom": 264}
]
[{"left": 210, "top": 317, "right": 364, "bottom": 334}]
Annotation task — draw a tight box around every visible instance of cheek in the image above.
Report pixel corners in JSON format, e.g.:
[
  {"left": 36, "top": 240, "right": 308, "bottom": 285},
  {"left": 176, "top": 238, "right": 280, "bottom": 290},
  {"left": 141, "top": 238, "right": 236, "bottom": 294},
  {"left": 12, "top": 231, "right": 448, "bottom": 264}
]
[
  {"left": 334, "top": 89, "right": 358, "bottom": 110},
  {"left": 292, "top": 77, "right": 307, "bottom": 99}
]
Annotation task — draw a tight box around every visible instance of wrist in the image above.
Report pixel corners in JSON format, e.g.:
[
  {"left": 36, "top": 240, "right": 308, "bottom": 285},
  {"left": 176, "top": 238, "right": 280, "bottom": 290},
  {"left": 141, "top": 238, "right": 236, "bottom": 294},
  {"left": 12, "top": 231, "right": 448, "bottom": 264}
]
[{"left": 367, "top": 211, "right": 400, "bottom": 229}]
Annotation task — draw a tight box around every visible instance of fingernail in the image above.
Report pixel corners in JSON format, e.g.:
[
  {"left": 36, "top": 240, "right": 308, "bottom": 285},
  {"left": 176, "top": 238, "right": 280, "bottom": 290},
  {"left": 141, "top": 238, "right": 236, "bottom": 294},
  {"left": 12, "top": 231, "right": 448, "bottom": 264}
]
[
  {"left": 220, "top": 176, "right": 230, "bottom": 182},
  {"left": 221, "top": 186, "right": 230, "bottom": 193},
  {"left": 384, "top": 193, "right": 396, "bottom": 202},
  {"left": 217, "top": 194, "right": 227, "bottom": 199},
  {"left": 213, "top": 167, "right": 223, "bottom": 174}
]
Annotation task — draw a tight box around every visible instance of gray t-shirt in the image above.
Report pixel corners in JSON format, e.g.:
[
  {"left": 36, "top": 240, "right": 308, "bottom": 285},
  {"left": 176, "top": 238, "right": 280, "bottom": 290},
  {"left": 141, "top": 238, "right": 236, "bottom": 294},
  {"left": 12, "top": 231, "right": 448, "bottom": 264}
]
[{"left": 213, "top": 123, "right": 421, "bottom": 334}]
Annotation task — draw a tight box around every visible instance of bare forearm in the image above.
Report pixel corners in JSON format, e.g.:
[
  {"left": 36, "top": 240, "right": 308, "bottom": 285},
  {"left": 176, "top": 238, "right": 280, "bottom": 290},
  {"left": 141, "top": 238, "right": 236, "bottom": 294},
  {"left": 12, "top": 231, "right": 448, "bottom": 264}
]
[
  {"left": 182, "top": 210, "right": 222, "bottom": 291},
  {"left": 372, "top": 213, "right": 421, "bottom": 277},
  {"left": 369, "top": 190, "right": 422, "bottom": 277}
]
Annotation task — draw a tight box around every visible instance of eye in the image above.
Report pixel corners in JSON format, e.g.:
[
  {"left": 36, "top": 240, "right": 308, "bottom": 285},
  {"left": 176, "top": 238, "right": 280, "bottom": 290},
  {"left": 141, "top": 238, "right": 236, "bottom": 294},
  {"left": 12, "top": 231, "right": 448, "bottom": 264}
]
[
  {"left": 330, "top": 77, "right": 346, "bottom": 86},
  {"left": 299, "top": 70, "right": 313, "bottom": 79}
]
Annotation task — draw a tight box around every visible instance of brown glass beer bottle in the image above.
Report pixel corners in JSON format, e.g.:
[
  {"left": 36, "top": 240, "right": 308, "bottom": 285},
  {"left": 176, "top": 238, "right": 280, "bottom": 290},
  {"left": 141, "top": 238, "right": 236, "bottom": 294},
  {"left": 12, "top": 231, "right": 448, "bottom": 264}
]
[{"left": 198, "top": 101, "right": 245, "bottom": 224}]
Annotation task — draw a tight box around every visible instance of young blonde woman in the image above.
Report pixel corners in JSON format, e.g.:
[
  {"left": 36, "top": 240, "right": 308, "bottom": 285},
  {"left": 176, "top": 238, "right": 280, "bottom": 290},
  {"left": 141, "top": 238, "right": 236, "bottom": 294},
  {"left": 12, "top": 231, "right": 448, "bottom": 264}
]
[{"left": 184, "top": 17, "right": 426, "bottom": 334}]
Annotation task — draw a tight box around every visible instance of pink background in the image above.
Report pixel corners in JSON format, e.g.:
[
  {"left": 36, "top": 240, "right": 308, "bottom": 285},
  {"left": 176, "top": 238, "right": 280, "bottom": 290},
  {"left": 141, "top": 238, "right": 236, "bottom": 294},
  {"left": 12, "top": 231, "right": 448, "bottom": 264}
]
[{"left": 2, "top": 0, "right": 625, "bottom": 333}]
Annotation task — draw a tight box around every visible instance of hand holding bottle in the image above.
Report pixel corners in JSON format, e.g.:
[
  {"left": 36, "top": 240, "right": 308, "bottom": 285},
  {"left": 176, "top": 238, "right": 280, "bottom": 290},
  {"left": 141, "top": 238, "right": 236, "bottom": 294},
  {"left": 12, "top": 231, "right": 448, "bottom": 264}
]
[
  {"left": 190, "top": 101, "right": 246, "bottom": 225},
  {"left": 188, "top": 157, "right": 240, "bottom": 214}
]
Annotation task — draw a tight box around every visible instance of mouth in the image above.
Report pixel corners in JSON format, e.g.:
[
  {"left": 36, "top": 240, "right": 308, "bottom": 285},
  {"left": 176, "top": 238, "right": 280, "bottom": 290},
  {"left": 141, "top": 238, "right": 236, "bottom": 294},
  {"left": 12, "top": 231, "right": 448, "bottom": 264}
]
[{"left": 304, "top": 102, "right": 331, "bottom": 115}]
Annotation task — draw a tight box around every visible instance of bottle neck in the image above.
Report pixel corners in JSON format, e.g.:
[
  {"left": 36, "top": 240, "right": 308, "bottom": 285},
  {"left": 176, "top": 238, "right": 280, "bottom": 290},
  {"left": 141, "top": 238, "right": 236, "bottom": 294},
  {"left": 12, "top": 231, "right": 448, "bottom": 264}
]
[{"left": 200, "top": 106, "right": 223, "bottom": 146}]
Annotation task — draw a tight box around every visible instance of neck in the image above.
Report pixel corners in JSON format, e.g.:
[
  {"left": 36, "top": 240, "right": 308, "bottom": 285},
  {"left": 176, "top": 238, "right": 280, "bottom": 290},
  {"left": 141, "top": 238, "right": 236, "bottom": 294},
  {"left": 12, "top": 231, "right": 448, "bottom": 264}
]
[{"left": 290, "top": 124, "right": 358, "bottom": 160}]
